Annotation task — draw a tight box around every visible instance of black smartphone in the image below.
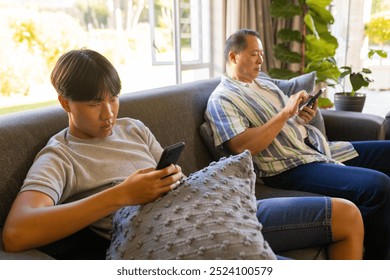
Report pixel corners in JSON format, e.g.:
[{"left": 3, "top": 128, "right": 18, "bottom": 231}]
[
  {"left": 299, "top": 87, "right": 326, "bottom": 110},
  {"left": 156, "top": 142, "right": 185, "bottom": 170}
]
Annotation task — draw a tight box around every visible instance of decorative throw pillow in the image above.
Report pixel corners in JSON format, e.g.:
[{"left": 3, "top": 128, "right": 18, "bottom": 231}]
[
  {"left": 258, "top": 72, "right": 327, "bottom": 136},
  {"left": 106, "top": 150, "right": 276, "bottom": 260},
  {"left": 259, "top": 72, "right": 316, "bottom": 98}
]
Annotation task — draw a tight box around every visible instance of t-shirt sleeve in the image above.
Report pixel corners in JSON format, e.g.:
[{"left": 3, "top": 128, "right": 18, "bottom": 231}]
[
  {"left": 20, "top": 145, "right": 74, "bottom": 204},
  {"left": 132, "top": 119, "right": 163, "bottom": 164}
]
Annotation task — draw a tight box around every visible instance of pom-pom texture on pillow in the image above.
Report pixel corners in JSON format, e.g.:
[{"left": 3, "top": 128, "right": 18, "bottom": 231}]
[{"left": 106, "top": 150, "right": 276, "bottom": 260}]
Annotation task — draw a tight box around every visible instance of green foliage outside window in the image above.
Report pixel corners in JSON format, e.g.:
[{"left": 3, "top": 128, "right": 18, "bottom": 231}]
[{"left": 365, "top": 16, "right": 390, "bottom": 46}]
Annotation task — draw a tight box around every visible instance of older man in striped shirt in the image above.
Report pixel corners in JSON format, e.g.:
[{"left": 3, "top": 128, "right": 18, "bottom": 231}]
[{"left": 205, "top": 28, "right": 390, "bottom": 259}]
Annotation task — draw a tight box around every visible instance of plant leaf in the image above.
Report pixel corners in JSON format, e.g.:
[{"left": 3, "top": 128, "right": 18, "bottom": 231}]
[
  {"left": 350, "top": 73, "right": 368, "bottom": 92},
  {"left": 270, "top": 0, "right": 301, "bottom": 18},
  {"left": 307, "top": 1, "right": 334, "bottom": 24},
  {"left": 305, "top": 33, "right": 338, "bottom": 61},
  {"left": 318, "top": 96, "right": 334, "bottom": 109},
  {"left": 368, "top": 49, "right": 388, "bottom": 59},
  {"left": 305, "top": 60, "right": 340, "bottom": 83},
  {"left": 273, "top": 44, "right": 302, "bottom": 63},
  {"left": 362, "top": 68, "right": 372, "bottom": 74},
  {"left": 277, "top": 29, "right": 302, "bottom": 42},
  {"left": 306, "top": 0, "right": 332, "bottom": 9},
  {"left": 304, "top": 14, "right": 318, "bottom": 37},
  {"left": 268, "top": 68, "right": 299, "bottom": 80},
  {"left": 339, "top": 68, "right": 351, "bottom": 80}
]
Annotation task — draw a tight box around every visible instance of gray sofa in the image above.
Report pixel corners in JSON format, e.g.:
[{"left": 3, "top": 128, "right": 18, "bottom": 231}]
[{"left": 0, "top": 77, "right": 388, "bottom": 260}]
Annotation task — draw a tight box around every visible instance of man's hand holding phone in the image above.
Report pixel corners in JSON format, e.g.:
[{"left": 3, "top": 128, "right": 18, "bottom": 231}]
[
  {"left": 156, "top": 142, "right": 185, "bottom": 189},
  {"left": 295, "top": 88, "right": 325, "bottom": 124},
  {"left": 299, "top": 88, "right": 325, "bottom": 111}
]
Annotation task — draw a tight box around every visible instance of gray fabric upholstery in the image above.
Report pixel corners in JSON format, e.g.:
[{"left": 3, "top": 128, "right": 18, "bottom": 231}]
[
  {"left": 0, "top": 106, "right": 68, "bottom": 226},
  {"left": 199, "top": 121, "right": 231, "bottom": 160},
  {"left": 320, "top": 109, "right": 386, "bottom": 141},
  {"left": 0, "top": 228, "right": 54, "bottom": 260},
  {"left": 0, "top": 77, "right": 386, "bottom": 259},
  {"left": 385, "top": 112, "right": 390, "bottom": 140}
]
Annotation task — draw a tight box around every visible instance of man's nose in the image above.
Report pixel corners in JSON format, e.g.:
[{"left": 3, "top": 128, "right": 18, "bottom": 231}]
[
  {"left": 258, "top": 53, "right": 263, "bottom": 63},
  {"left": 101, "top": 102, "right": 114, "bottom": 120}
]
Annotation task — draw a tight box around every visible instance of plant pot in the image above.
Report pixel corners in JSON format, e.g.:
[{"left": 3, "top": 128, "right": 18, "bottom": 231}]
[{"left": 334, "top": 92, "right": 366, "bottom": 112}]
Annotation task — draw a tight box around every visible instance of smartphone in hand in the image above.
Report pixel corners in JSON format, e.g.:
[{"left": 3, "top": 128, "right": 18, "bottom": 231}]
[
  {"left": 299, "top": 88, "right": 326, "bottom": 111},
  {"left": 156, "top": 142, "right": 185, "bottom": 170}
]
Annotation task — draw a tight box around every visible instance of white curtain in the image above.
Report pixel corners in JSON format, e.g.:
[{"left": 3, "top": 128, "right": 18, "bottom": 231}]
[
  {"left": 211, "top": 0, "right": 280, "bottom": 75},
  {"left": 210, "top": 0, "right": 301, "bottom": 76}
]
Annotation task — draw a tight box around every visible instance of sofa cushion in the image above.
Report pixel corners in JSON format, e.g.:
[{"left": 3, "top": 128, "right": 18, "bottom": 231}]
[
  {"left": 106, "top": 150, "right": 277, "bottom": 260},
  {"left": 199, "top": 121, "right": 232, "bottom": 160},
  {"left": 260, "top": 72, "right": 316, "bottom": 98},
  {"left": 0, "top": 228, "right": 54, "bottom": 260}
]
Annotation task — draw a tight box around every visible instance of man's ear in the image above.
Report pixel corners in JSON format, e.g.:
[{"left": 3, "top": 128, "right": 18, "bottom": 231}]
[
  {"left": 58, "top": 95, "right": 71, "bottom": 112},
  {"left": 229, "top": 51, "right": 237, "bottom": 64}
]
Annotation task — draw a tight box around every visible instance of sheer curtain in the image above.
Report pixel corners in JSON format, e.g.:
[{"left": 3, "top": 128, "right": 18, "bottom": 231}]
[
  {"left": 212, "top": 0, "right": 279, "bottom": 72},
  {"left": 211, "top": 0, "right": 279, "bottom": 75}
]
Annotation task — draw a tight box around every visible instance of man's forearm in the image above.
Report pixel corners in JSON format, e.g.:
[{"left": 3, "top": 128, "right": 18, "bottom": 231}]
[{"left": 227, "top": 110, "right": 291, "bottom": 155}]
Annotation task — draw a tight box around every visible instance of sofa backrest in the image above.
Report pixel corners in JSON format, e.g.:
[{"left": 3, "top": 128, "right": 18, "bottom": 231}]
[
  {"left": 118, "top": 78, "right": 220, "bottom": 174},
  {"left": 0, "top": 106, "right": 68, "bottom": 226},
  {"left": 0, "top": 77, "right": 220, "bottom": 227}
]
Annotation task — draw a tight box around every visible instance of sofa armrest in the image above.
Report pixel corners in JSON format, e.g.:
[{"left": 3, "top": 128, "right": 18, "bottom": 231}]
[
  {"left": 385, "top": 111, "right": 390, "bottom": 140},
  {"left": 320, "top": 109, "right": 385, "bottom": 141}
]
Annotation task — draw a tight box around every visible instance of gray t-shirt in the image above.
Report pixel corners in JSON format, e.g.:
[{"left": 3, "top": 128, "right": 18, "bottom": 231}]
[{"left": 20, "top": 117, "right": 163, "bottom": 238}]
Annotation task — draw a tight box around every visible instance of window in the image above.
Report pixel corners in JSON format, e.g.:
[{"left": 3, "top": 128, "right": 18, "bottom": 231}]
[
  {"left": 149, "top": 0, "right": 210, "bottom": 83},
  {"left": 0, "top": 0, "right": 211, "bottom": 115}
]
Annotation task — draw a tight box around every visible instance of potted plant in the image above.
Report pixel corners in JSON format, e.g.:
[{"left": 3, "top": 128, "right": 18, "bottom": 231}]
[
  {"left": 332, "top": 65, "right": 373, "bottom": 112},
  {"left": 332, "top": 49, "right": 387, "bottom": 112}
]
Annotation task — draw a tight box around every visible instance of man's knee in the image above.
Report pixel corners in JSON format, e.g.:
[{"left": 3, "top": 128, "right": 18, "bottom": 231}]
[
  {"left": 356, "top": 171, "right": 390, "bottom": 205},
  {"left": 331, "top": 198, "right": 364, "bottom": 239}
]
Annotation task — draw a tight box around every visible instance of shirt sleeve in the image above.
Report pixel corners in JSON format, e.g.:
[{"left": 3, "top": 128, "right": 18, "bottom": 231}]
[
  {"left": 20, "top": 144, "right": 74, "bottom": 204},
  {"left": 206, "top": 94, "right": 249, "bottom": 147},
  {"left": 133, "top": 119, "right": 163, "bottom": 163}
]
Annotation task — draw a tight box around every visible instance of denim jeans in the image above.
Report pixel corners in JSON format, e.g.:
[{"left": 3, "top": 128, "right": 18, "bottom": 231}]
[
  {"left": 256, "top": 196, "right": 332, "bottom": 258},
  {"left": 263, "top": 141, "right": 390, "bottom": 259}
]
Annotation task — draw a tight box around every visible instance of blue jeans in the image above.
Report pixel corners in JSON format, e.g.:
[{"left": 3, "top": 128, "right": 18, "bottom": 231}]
[
  {"left": 263, "top": 141, "right": 390, "bottom": 259},
  {"left": 256, "top": 196, "right": 332, "bottom": 259}
]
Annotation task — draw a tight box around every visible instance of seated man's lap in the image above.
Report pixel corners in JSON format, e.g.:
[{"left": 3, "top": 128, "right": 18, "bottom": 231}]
[
  {"left": 263, "top": 162, "right": 390, "bottom": 217},
  {"left": 346, "top": 141, "right": 390, "bottom": 176}
]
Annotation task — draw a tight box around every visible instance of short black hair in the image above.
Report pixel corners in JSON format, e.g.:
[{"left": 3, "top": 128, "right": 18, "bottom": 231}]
[
  {"left": 50, "top": 49, "right": 121, "bottom": 101},
  {"left": 224, "top": 29, "right": 261, "bottom": 61}
]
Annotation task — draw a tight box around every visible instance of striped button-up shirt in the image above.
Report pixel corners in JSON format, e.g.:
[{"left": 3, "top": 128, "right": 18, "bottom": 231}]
[{"left": 205, "top": 74, "right": 358, "bottom": 177}]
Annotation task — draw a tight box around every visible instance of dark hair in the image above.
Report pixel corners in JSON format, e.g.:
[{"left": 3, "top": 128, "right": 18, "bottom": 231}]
[
  {"left": 50, "top": 49, "right": 121, "bottom": 101},
  {"left": 224, "top": 29, "right": 261, "bottom": 61}
]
